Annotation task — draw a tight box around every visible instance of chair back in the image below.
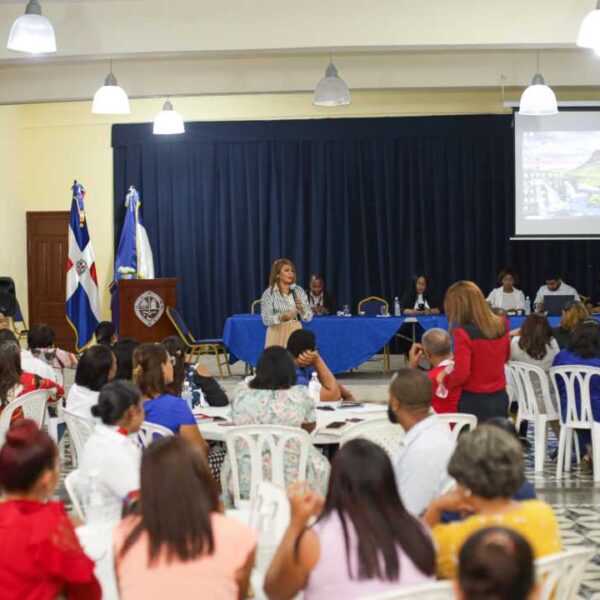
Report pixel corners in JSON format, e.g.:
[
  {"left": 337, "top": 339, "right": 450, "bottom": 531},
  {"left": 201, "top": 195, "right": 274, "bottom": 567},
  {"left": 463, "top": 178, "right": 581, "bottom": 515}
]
[
  {"left": 434, "top": 413, "right": 477, "bottom": 441},
  {"left": 508, "top": 361, "right": 559, "bottom": 420},
  {"left": 549, "top": 365, "right": 600, "bottom": 429},
  {"left": 65, "top": 469, "right": 85, "bottom": 520},
  {"left": 225, "top": 425, "right": 311, "bottom": 508},
  {"left": 363, "top": 580, "right": 454, "bottom": 599},
  {"left": 137, "top": 421, "right": 174, "bottom": 448},
  {"left": 357, "top": 296, "right": 389, "bottom": 316},
  {"left": 166, "top": 306, "right": 195, "bottom": 345},
  {"left": 535, "top": 547, "right": 594, "bottom": 600},
  {"left": 0, "top": 389, "right": 51, "bottom": 445},
  {"left": 250, "top": 299, "right": 261, "bottom": 314},
  {"left": 339, "top": 417, "right": 404, "bottom": 459},
  {"left": 60, "top": 407, "right": 95, "bottom": 467}
]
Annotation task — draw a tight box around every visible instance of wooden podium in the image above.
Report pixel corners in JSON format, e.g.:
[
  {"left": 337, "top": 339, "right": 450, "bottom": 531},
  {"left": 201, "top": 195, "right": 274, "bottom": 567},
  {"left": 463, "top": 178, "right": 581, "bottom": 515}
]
[{"left": 111, "top": 278, "right": 177, "bottom": 343}]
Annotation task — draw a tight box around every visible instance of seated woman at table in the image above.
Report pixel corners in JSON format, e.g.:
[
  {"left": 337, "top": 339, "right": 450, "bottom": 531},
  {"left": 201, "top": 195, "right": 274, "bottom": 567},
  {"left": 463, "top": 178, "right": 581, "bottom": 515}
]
[
  {"left": 220, "top": 346, "right": 330, "bottom": 502},
  {"left": 132, "top": 343, "right": 207, "bottom": 456},
  {"left": 552, "top": 300, "right": 588, "bottom": 349},
  {"left": 400, "top": 274, "right": 441, "bottom": 315},
  {"left": 161, "top": 336, "right": 229, "bottom": 408},
  {"left": 264, "top": 439, "right": 435, "bottom": 599},
  {"left": 424, "top": 425, "right": 561, "bottom": 580},
  {"left": 486, "top": 268, "right": 526, "bottom": 313},
  {"left": 261, "top": 258, "right": 313, "bottom": 348},
  {"left": 0, "top": 419, "right": 101, "bottom": 599},
  {"left": 114, "top": 436, "right": 256, "bottom": 600}
]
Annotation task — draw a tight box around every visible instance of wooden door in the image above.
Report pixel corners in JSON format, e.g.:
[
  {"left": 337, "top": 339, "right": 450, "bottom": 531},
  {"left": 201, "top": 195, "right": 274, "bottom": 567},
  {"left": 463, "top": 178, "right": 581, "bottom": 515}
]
[{"left": 27, "top": 212, "right": 75, "bottom": 351}]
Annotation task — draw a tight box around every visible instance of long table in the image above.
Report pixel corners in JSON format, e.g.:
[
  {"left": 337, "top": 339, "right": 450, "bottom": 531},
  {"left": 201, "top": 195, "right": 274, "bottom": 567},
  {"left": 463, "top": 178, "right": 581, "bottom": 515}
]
[{"left": 223, "top": 313, "right": 576, "bottom": 374}]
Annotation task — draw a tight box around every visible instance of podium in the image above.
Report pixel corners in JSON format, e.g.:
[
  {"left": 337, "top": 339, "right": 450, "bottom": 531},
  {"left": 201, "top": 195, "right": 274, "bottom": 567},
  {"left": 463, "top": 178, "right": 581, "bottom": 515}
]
[{"left": 110, "top": 278, "right": 177, "bottom": 343}]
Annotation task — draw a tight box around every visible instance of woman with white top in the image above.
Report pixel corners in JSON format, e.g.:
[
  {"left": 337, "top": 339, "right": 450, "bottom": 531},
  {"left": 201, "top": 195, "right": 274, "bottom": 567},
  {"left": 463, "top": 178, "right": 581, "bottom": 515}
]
[
  {"left": 261, "top": 258, "right": 312, "bottom": 348},
  {"left": 79, "top": 380, "right": 144, "bottom": 512},
  {"left": 66, "top": 345, "right": 116, "bottom": 419},
  {"left": 487, "top": 269, "right": 526, "bottom": 312}
]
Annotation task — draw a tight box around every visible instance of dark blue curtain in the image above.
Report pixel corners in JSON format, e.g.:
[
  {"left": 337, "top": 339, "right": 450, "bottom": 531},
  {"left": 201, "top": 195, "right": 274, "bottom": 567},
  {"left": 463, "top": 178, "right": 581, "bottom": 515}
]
[{"left": 113, "top": 115, "right": 600, "bottom": 338}]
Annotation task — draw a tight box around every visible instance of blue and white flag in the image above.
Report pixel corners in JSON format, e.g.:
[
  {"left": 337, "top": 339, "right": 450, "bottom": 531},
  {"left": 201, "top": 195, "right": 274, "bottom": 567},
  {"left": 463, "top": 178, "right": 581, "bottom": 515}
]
[
  {"left": 66, "top": 181, "right": 101, "bottom": 352},
  {"left": 114, "top": 186, "right": 155, "bottom": 280}
]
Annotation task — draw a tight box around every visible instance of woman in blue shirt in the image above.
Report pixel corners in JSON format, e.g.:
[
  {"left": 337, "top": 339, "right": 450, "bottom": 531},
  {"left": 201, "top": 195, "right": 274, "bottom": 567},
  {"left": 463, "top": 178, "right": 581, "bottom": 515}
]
[{"left": 132, "top": 343, "right": 207, "bottom": 455}]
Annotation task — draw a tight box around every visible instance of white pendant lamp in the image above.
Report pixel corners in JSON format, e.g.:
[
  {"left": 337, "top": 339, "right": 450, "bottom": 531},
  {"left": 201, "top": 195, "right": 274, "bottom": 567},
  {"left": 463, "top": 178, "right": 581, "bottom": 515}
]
[
  {"left": 519, "top": 54, "right": 558, "bottom": 116},
  {"left": 7, "top": 0, "right": 56, "bottom": 54},
  {"left": 314, "top": 60, "right": 351, "bottom": 107},
  {"left": 92, "top": 63, "right": 130, "bottom": 115},
  {"left": 577, "top": 1, "right": 600, "bottom": 48},
  {"left": 153, "top": 100, "right": 185, "bottom": 135}
]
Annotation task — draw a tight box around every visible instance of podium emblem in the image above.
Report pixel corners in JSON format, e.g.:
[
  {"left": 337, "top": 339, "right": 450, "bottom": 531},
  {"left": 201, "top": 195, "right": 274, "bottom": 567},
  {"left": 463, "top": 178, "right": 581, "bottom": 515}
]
[{"left": 134, "top": 291, "right": 165, "bottom": 328}]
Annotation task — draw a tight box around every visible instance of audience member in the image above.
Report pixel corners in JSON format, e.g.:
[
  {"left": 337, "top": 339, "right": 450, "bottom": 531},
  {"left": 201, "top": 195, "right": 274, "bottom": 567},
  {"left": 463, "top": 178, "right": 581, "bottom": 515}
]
[
  {"left": 308, "top": 274, "right": 335, "bottom": 315},
  {"left": 0, "top": 420, "right": 100, "bottom": 599},
  {"left": 400, "top": 274, "right": 440, "bottom": 315},
  {"left": 221, "top": 346, "right": 330, "bottom": 499},
  {"left": 388, "top": 368, "right": 455, "bottom": 516},
  {"left": 534, "top": 271, "right": 581, "bottom": 310},
  {"left": 510, "top": 313, "right": 560, "bottom": 439},
  {"left": 440, "top": 281, "right": 510, "bottom": 422},
  {"left": 132, "top": 343, "right": 207, "bottom": 454},
  {"left": 264, "top": 439, "right": 435, "bottom": 599},
  {"left": 457, "top": 527, "right": 537, "bottom": 600},
  {"left": 486, "top": 269, "right": 526, "bottom": 312},
  {"left": 79, "top": 381, "right": 144, "bottom": 515},
  {"left": 66, "top": 345, "right": 116, "bottom": 419},
  {"left": 0, "top": 328, "right": 59, "bottom": 384},
  {"left": 0, "top": 312, "right": 7, "bottom": 330},
  {"left": 261, "top": 258, "right": 313, "bottom": 348},
  {"left": 552, "top": 300, "right": 588, "bottom": 349},
  {"left": 423, "top": 425, "right": 561, "bottom": 579},
  {"left": 407, "top": 328, "right": 460, "bottom": 413},
  {"left": 287, "top": 329, "right": 356, "bottom": 402},
  {"left": 112, "top": 338, "right": 141, "bottom": 380},
  {"left": 95, "top": 320, "right": 117, "bottom": 346},
  {"left": 27, "top": 323, "right": 78, "bottom": 385},
  {"left": 0, "top": 341, "right": 64, "bottom": 420},
  {"left": 114, "top": 436, "right": 256, "bottom": 599},
  {"left": 161, "top": 336, "right": 229, "bottom": 407},
  {"left": 552, "top": 321, "right": 600, "bottom": 468}
]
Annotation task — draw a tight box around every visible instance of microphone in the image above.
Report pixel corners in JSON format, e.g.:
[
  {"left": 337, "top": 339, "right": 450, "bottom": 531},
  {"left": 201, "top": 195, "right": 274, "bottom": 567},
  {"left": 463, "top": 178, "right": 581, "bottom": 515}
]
[{"left": 290, "top": 283, "right": 298, "bottom": 301}]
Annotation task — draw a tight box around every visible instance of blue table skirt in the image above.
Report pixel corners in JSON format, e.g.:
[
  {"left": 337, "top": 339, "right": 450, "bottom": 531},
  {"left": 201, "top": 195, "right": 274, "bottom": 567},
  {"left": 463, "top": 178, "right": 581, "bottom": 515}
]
[{"left": 222, "top": 314, "right": 576, "bottom": 374}]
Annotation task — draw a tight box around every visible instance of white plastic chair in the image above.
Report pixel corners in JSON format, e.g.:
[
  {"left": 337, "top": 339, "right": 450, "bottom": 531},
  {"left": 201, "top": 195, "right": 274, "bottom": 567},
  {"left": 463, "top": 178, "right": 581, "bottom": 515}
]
[
  {"left": 549, "top": 365, "right": 600, "bottom": 481},
  {"left": 434, "top": 413, "right": 477, "bottom": 441},
  {"left": 137, "top": 421, "right": 173, "bottom": 448},
  {"left": 508, "top": 361, "right": 560, "bottom": 472},
  {"left": 225, "top": 425, "right": 311, "bottom": 509},
  {"left": 65, "top": 469, "right": 85, "bottom": 520},
  {"left": 60, "top": 407, "right": 95, "bottom": 467},
  {"left": 535, "top": 547, "right": 595, "bottom": 600},
  {"left": 363, "top": 580, "right": 454, "bottom": 599},
  {"left": 339, "top": 417, "right": 405, "bottom": 459},
  {"left": 0, "top": 389, "right": 52, "bottom": 445}
]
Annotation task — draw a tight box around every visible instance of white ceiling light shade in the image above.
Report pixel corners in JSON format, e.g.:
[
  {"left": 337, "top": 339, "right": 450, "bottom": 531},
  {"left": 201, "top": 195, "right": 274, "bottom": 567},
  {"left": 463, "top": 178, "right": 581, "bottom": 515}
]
[
  {"left": 7, "top": 0, "right": 56, "bottom": 54},
  {"left": 92, "top": 72, "right": 130, "bottom": 115},
  {"left": 153, "top": 100, "right": 185, "bottom": 135},
  {"left": 577, "top": 1, "right": 600, "bottom": 48},
  {"left": 519, "top": 73, "right": 558, "bottom": 116},
  {"left": 314, "top": 62, "right": 351, "bottom": 107}
]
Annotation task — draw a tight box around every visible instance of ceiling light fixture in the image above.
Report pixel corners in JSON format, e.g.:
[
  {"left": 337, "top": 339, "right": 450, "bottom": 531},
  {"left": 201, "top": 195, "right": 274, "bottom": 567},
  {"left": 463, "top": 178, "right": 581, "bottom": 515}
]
[
  {"left": 519, "top": 53, "right": 558, "bottom": 116},
  {"left": 577, "top": 1, "right": 600, "bottom": 49},
  {"left": 153, "top": 100, "right": 185, "bottom": 135},
  {"left": 7, "top": 0, "right": 56, "bottom": 54},
  {"left": 314, "top": 57, "right": 351, "bottom": 107},
  {"left": 92, "top": 61, "right": 130, "bottom": 115}
]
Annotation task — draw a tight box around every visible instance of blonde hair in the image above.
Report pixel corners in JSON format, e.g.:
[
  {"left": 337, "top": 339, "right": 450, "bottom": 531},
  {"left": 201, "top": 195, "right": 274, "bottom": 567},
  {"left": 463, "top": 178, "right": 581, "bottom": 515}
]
[
  {"left": 444, "top": 281, "right": 506, "bottom": 339},
  {"left": 268, "top": 258, "right": 296, "bottom": 291},
  {"left": 560, "top": 301, "right": 588, "bottom": 332}
]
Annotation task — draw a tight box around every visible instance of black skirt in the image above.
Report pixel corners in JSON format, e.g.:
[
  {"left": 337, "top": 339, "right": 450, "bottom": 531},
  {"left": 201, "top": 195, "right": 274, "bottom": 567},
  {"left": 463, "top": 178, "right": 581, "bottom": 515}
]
[{"left": 458, "top": 389, "right": 509, "bottom": 423}]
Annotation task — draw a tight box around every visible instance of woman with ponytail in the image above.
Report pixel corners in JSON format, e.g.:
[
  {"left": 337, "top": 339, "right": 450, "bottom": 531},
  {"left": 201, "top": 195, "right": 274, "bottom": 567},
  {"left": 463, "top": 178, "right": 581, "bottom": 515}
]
[
  {"left": 79, "top": 380, "right": 145, "bottom": 509},
  {"left": 0, "top": 420, "right": 100, "bottom": 599}
]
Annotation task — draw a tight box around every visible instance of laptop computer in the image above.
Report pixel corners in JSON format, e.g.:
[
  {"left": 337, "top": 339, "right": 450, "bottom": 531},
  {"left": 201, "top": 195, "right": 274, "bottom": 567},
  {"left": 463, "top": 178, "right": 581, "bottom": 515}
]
[{"left": 543, "top": 295, "right": 575, "bottom": 316}]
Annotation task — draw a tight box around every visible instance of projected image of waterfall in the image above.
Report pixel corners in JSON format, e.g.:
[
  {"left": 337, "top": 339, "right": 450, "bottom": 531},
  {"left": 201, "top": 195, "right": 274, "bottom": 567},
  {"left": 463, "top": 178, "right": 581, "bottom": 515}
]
[{"left": 522, "top": 130, "right": 600, "bottom": 220}]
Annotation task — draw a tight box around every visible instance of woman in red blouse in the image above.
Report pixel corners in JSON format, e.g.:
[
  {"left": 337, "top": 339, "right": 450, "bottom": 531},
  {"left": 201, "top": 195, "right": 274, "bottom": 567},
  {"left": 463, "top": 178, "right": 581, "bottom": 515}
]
[
  {"left": 0, "top": 419, "right": 100, "bottom": 599},
  {"left": 439, "top": 281, "right": 510, "bottom": 422}
]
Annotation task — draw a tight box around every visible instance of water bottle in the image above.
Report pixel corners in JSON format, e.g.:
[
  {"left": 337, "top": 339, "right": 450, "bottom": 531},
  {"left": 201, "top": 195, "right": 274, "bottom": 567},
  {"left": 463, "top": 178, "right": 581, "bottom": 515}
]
[
  {"left": 394, "top": 297, "right": 401, "bottom": 316},
  {"left": 436, "top": 363, "right": 454, "bottom": 399},
  {"left": 308, "top": 372, "right": 322, "bottom": 404},
  {"left": 182, "top": 379, "right": 194, "bottom": 412},
  {"left": 525, "top": 296, "right": 531, "bottom": 316},
  {"left": 83, "top": 470, "right": 108, "bottom": 524}
]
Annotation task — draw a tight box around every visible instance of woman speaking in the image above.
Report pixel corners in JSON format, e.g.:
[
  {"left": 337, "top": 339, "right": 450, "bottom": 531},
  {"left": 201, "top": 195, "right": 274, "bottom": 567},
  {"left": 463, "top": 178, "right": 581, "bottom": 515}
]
[{"left": 261, "top": 258, "right": 313, "bottom": 347}]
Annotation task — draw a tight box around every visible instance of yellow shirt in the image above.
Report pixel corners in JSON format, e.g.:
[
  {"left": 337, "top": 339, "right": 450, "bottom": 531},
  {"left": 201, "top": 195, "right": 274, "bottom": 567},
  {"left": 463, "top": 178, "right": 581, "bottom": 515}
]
[{"left": 433, "top": 500, "right": 562, "bottom": 580}]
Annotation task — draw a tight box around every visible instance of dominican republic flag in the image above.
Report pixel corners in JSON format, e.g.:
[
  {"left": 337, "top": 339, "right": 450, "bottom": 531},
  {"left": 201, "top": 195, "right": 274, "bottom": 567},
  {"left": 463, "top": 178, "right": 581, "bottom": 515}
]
[
  {"left": 114, "top": 185, "right": 154, "bottom": 280},
  {"left": 66, "top": 181, "right": 101, "bottom": 352}
]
